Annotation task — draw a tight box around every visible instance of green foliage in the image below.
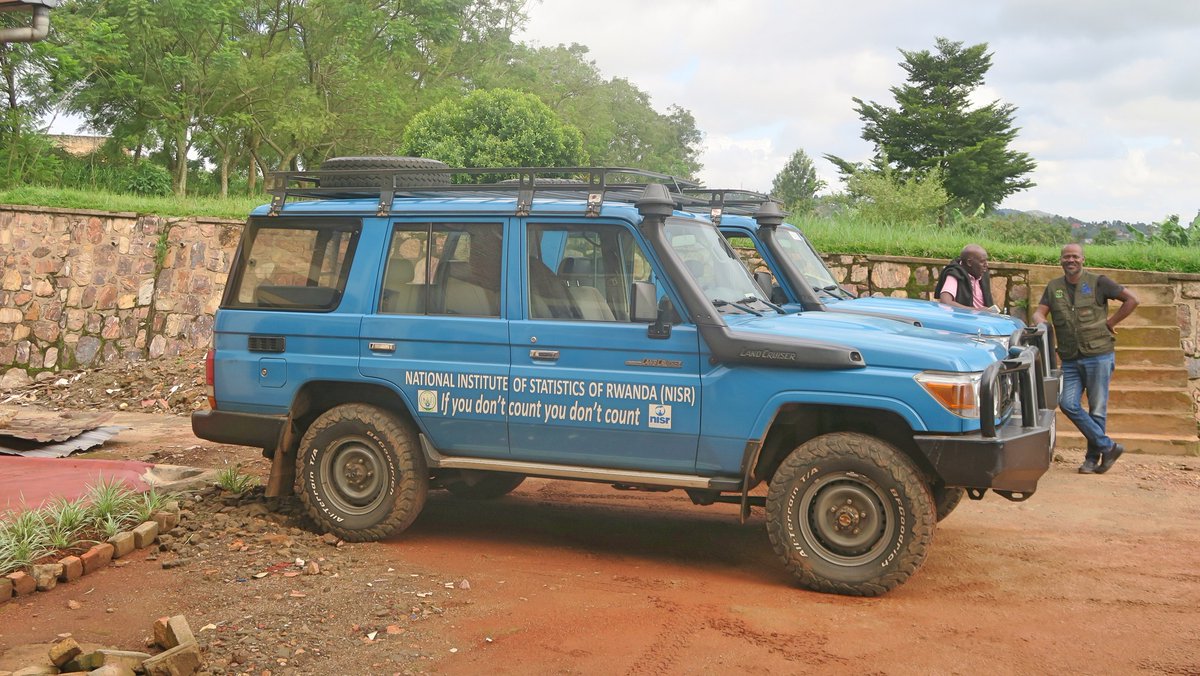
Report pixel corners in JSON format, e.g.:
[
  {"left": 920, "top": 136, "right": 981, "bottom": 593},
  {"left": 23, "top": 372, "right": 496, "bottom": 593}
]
[
  {"left": 1128, "top": 214, "right": 1196, "bottom": 246},
  {"left": 951, "top": 210, "right": 1073, "bottom": 246},
  {"left": 119, "top": 161, "right": 173, "bottom": 196},
  {"left": 771, "top": 149, "right": 826, "bottom": 213},
  {"left": 401, "top": 88, "right": 586, "bottom": 175},
  {"left": 0, "top": 185, "right": 263, "bottom": 218},
  {"left": 477, "top": 44, "right": 703, "bottom": 178},
  {"left": 1091, "top": 228, "right": 1118, "bottom": 245},
  {"left": 85, "top": 477, "right": 138, "bottom": 530},
  {"left": 830, "top": 37, "right": 1036, "bottom": 212},
  {"left": 845, "top": 165, "right": 949, "bottom": 224},
  {"left": 216, "top": 465, "right": 258, "bottom": 494}
]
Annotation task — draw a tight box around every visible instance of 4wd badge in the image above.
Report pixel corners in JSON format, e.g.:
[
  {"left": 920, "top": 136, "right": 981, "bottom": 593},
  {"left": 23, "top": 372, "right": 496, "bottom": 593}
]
[
  {"left": 648, "top": 404, "right": 672, "bottom": 429},
  {"left": 417, "top": 389, "right": 439, "bottom": 414}
]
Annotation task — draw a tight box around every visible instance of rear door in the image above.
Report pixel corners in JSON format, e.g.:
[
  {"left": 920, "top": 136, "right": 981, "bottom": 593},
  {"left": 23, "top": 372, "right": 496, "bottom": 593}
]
[
  {"left": 507, "top": 219, "right": 703, "bottom": 473},
  {"left": 359, "top": 219, "right": 511, "bottom": 457}
]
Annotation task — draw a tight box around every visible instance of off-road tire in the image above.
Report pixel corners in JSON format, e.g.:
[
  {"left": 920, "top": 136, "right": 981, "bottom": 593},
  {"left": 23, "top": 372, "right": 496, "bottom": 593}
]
[
  {"left": 442, "top": 471, "right": 527, "bottom": 500},
  {"left": 318, "top": 156, "right": 451, "bottom": 189},
  {"left": 296, "top": 404, "right": 428, "bottom": 541},
  {"left": 765, "top": 432, "right": 935, "bottom": 596},
  {"left": 932, "top": 485, "right": 966, "bottom": 522}
]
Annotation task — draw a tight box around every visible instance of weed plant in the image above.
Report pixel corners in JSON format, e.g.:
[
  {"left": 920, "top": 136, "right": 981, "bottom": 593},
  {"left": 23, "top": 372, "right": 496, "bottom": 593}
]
[{"left": 216, "top": 465, "right": 258, "bottom": 494}]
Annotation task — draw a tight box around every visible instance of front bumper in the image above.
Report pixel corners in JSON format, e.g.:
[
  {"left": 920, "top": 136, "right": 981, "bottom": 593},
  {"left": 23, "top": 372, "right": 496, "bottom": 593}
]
[
  {"left": 914, "top": 408, "right": 1054, "bottom": 494},
  {"left": 192, "top": 410, "right": 286, "bottom": 449}
]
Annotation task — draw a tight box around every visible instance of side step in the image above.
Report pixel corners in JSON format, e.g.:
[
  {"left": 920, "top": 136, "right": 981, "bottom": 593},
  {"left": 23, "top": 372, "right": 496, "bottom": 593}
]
[{"left": 419, "top": 435, "right": 743, "bottom": 492}]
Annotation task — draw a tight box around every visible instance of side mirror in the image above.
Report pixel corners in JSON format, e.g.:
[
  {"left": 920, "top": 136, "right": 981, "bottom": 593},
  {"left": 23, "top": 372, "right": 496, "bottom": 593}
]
[
  {"left": 630, "top": 281, "right": 658, "bottom": 322},
  {"left": 630, "top": 281, "right": 673, "bottom": 339},
  {"left": 752, "top": 271, "right": 774, "bottom": 297}
]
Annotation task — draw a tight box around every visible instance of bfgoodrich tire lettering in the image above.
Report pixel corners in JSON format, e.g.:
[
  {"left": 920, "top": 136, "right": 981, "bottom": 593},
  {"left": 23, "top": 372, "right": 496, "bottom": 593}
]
[
  {"left": 765, "top": 432, "right": 934, "bottom": 596},
  {"left": 296, "top": 404, "right": 428, "bottom": 541}
]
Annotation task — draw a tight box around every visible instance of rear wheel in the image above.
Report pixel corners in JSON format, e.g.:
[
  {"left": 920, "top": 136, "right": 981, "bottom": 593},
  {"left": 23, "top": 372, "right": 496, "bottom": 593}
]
[
  {"left": 765, "top": 432, "right": 935, "bottom": 596},
  {"left": 296, "top": 404, "right": 428, "bottom": 541}
]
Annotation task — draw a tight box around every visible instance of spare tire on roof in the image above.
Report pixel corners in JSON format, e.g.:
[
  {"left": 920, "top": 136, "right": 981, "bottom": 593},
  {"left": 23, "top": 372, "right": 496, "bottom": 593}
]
[
  {"left": 497, "top": 177, "right": 587, "bottom": 185},
  {"left": 318, "top": 156, "right": 451, "bottom": 189}
]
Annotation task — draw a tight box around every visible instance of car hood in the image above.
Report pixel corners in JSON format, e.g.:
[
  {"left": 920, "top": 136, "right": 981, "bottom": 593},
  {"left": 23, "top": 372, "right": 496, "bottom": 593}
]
[
  {"left": 823, "top": 296, "right": 1025, "bottom": 337},
  {"left": 727, "top": 311, "right": 1007, "bottom": 372}
]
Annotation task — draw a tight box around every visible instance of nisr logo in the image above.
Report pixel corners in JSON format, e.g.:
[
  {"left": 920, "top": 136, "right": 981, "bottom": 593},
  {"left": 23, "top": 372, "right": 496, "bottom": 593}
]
[
  {"left": 648, "top": 404, "right": 672, "bottom": 429},
  {"left": 417, "top": 389, "right": 438, "bottom": 413}
]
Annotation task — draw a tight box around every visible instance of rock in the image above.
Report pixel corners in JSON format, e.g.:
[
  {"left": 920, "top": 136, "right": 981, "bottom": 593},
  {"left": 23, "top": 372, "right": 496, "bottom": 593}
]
[
  {"left": 152, "top": 615, "right": 197, "bottom": 650},
  {"left": 5, "top": 571, "right": 36, "bottom": 597},
  {"left": 0, "top": 368, "right": 33, "bottom": 389},
  {"left": 107, "top": 531, "right": 135, "bottom": 558},
  {"left": 81, "top": 543, "right": 115, "bottom": 574},
  {"left": 31, "top": 563, "right": 63, "bottom": 591},
  {"left": 0, "top": 577, "right": 11, "bottom": 604},
  {"left": 58, "top": 555, "right": 83, "bottom": 582},
  {"left": 131, "top": 521, "right": 159, "bottom": 549},
  {"left": 48, "top": 636, "right": 83, "bottom": 667},
  {"left": 142, "top": 641, "right": 202, "bottom": 675}
]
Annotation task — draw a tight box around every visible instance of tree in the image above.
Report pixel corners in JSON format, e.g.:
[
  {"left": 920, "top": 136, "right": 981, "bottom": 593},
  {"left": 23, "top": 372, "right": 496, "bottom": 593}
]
[
  {"left": 478, "top": 44, "right": 703, "bottom": 178},
  {"left": 400, "top": 88, "right": 586, "bottom": 172},
  {"left": 771, "top": 149, "right": 826, "bottom": 212},
  {"left": 827, "top": 37, "right": 1036, "bottom": 212},
  {"left": 847, "top": 165, "right": 949, "bottom": 225}
]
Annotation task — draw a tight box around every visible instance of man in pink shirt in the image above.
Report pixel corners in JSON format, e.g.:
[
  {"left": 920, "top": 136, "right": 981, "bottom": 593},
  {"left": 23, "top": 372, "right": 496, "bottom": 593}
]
[{"left": 935, "top": 244, "right": 995, "bottom": 311}]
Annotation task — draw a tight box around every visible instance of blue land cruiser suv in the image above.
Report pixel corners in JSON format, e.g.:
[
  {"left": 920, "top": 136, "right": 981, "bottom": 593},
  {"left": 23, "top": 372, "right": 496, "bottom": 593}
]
[
  {"left": 192, "top": 159, "right": 1054, "bottom": 596},
  {"left": 689, "top": 189, "right": 1061, "bottom": 411}
]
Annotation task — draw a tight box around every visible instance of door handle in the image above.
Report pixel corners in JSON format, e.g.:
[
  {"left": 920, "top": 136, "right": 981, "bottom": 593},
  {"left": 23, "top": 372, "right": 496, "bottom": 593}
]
[
  {"left": 530, "top": 349, "right": 560, "bottom": 361},
  {"left": 369, "top": 342, "right": 396, "bottom": 353}
]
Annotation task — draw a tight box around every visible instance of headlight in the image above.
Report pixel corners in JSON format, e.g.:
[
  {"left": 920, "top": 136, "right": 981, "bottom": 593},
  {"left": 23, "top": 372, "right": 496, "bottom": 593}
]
[
  {"left": 914, "top": 371, "right": 983, "bottom": 418},
  {"left": 985, "top": 334, "right": 1011, "bottom": 350}
]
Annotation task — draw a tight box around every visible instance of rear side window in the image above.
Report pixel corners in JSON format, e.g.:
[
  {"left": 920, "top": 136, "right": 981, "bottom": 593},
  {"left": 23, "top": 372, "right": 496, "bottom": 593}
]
[
  {"left": 225, "top": 219, "right": 360, "bottom": 310},
  {"left": 380, "top": 222, "right": 504, "bottom": 317}
]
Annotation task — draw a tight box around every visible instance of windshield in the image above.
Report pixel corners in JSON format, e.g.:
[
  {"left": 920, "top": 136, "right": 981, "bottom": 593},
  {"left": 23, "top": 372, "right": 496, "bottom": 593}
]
[
  {"left": 774, "top": 224, "right": 848, "bottom": 297},
  {"left": 664, "top": 219, "right": 769, "bottom": 311}
]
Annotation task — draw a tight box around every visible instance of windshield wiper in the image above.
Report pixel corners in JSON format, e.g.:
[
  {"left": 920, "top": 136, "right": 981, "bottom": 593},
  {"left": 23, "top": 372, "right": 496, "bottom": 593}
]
[
  {"left": 813, "top": 284, "right": 850, "bottom": 300},
  {"left": 748, "top": 294, "right": 785, "bottom": 314},
  {"left": 712, "top": 298, "right": 762, "bottom": 316}
]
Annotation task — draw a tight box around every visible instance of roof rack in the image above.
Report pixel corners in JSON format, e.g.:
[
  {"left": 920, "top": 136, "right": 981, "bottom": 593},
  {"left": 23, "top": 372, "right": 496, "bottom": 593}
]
[
  {"left": 676, "top": 188, "right": 783, "bottom": 224},
  {"left": 266, "top": 165, "right": 702, "bottom": 217}
]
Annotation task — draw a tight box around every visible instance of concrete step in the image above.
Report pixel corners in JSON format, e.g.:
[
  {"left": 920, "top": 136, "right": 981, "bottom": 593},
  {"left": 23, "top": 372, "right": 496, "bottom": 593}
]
[
  {"left": 1121, "top": 284, "right": 1176, "bottom": 305},
  {"left": 1112, "top": 365, "right": 1189, "bottom": 388},
  {"left": 1115, "top": 346, "right": 1185, "bottom": 367},
  {"left": 1110, "top": 304, "right": 1177, "bottom": 326},
  {"left": 1056, "top": 409, "right": 1199, "bottom": 438},
  {"left": 1056, "top": 430, "right": 1200, "bottom": 456},
  {"left": 1115, "top": 325, "right": 1181, "bottom": 348},
  {"left": 1106, "top": 386, "right": 1195, "bottom": 411}
]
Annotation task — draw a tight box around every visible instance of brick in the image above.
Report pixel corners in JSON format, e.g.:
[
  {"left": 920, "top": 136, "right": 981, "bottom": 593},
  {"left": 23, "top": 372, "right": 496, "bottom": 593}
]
[
  {"left": 151, "top": 511, "right": 178, "bottom": 532},
  {"left": 88, "top": 649, "right": 151, "bottom": 671},
  {"left": 5, "top": 571, "right": 36, "bottom": 596},
  {"left": 49, "top": 636, "right": 83, "bottom": 667},
  {"left": 12, "top": 666, "right": 61, "bottom": 676},
  {"left": 132, "top": 521, "right": 160, "bottom": 549},
  {"left": 80, "top": 543, "right": 115, "bottom": 575},
  {"left": 153, "top": 615, "right": 196, "bottom": 650},
  {"left": 142, "top": 642, "right": 202, "bottom": 676},
  {"left": 58, "top": 555, "right": 84, "bottom": 582},
  {"left": 107, "top": 531, "right": 135, "bottom": 558},
  {"left": 31, "top": 563, "right": 63, "bottom": 591}
]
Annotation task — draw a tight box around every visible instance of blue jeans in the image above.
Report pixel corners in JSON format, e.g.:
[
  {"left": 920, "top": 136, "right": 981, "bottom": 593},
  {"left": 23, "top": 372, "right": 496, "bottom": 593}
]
[{"left": 1058, "top": 352, "right": 1116, "bottom": 460}]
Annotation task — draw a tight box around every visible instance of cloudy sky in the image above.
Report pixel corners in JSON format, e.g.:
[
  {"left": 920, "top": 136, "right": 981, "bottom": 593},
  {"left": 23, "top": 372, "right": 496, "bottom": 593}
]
[{"left": 518, "top": 0, "right": 1199, "bottom": 224}]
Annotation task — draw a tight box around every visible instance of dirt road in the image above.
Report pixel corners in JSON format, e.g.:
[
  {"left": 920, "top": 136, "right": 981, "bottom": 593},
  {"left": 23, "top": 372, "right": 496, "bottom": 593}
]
[{"left": 2, "top": 408, "right": 1199, "bottom": 674}]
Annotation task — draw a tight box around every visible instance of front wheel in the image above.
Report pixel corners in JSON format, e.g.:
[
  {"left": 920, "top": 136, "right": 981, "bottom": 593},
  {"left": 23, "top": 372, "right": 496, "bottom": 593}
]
[
  {"left": 765, "top": 432, "right": 935, "bottom": 596},
  {"left": 296, "top": 404, "right": 428, "bottom": 541},
  {"left": 932, "top": 484, "right": 966, "bottom": 522}
]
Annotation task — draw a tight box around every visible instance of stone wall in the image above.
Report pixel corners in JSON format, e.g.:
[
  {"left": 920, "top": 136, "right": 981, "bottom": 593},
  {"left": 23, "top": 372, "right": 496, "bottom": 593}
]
[{"left": 0, "top": 205, "right": 240, "bottom": 386}]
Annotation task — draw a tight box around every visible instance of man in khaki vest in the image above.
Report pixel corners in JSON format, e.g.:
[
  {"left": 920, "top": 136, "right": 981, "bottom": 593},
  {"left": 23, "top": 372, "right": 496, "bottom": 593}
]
[{"left": 1033, "top": 243, "right": 1139, "bottom": 474}]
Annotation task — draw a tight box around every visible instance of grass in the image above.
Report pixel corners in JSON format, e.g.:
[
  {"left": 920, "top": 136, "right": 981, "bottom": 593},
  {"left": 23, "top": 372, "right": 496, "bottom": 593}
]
[
  {"left": 0, "top": 185, "right": 262, "bottom": 220},
  {"left": 794, "top": 215, "right": 1200, "bottom": 274},
  {"left": 0, "top": 480, "right": 175, "bottom": 576},
  {"left": 215, "top": 465, "right": 259, "bottom": 494}
]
